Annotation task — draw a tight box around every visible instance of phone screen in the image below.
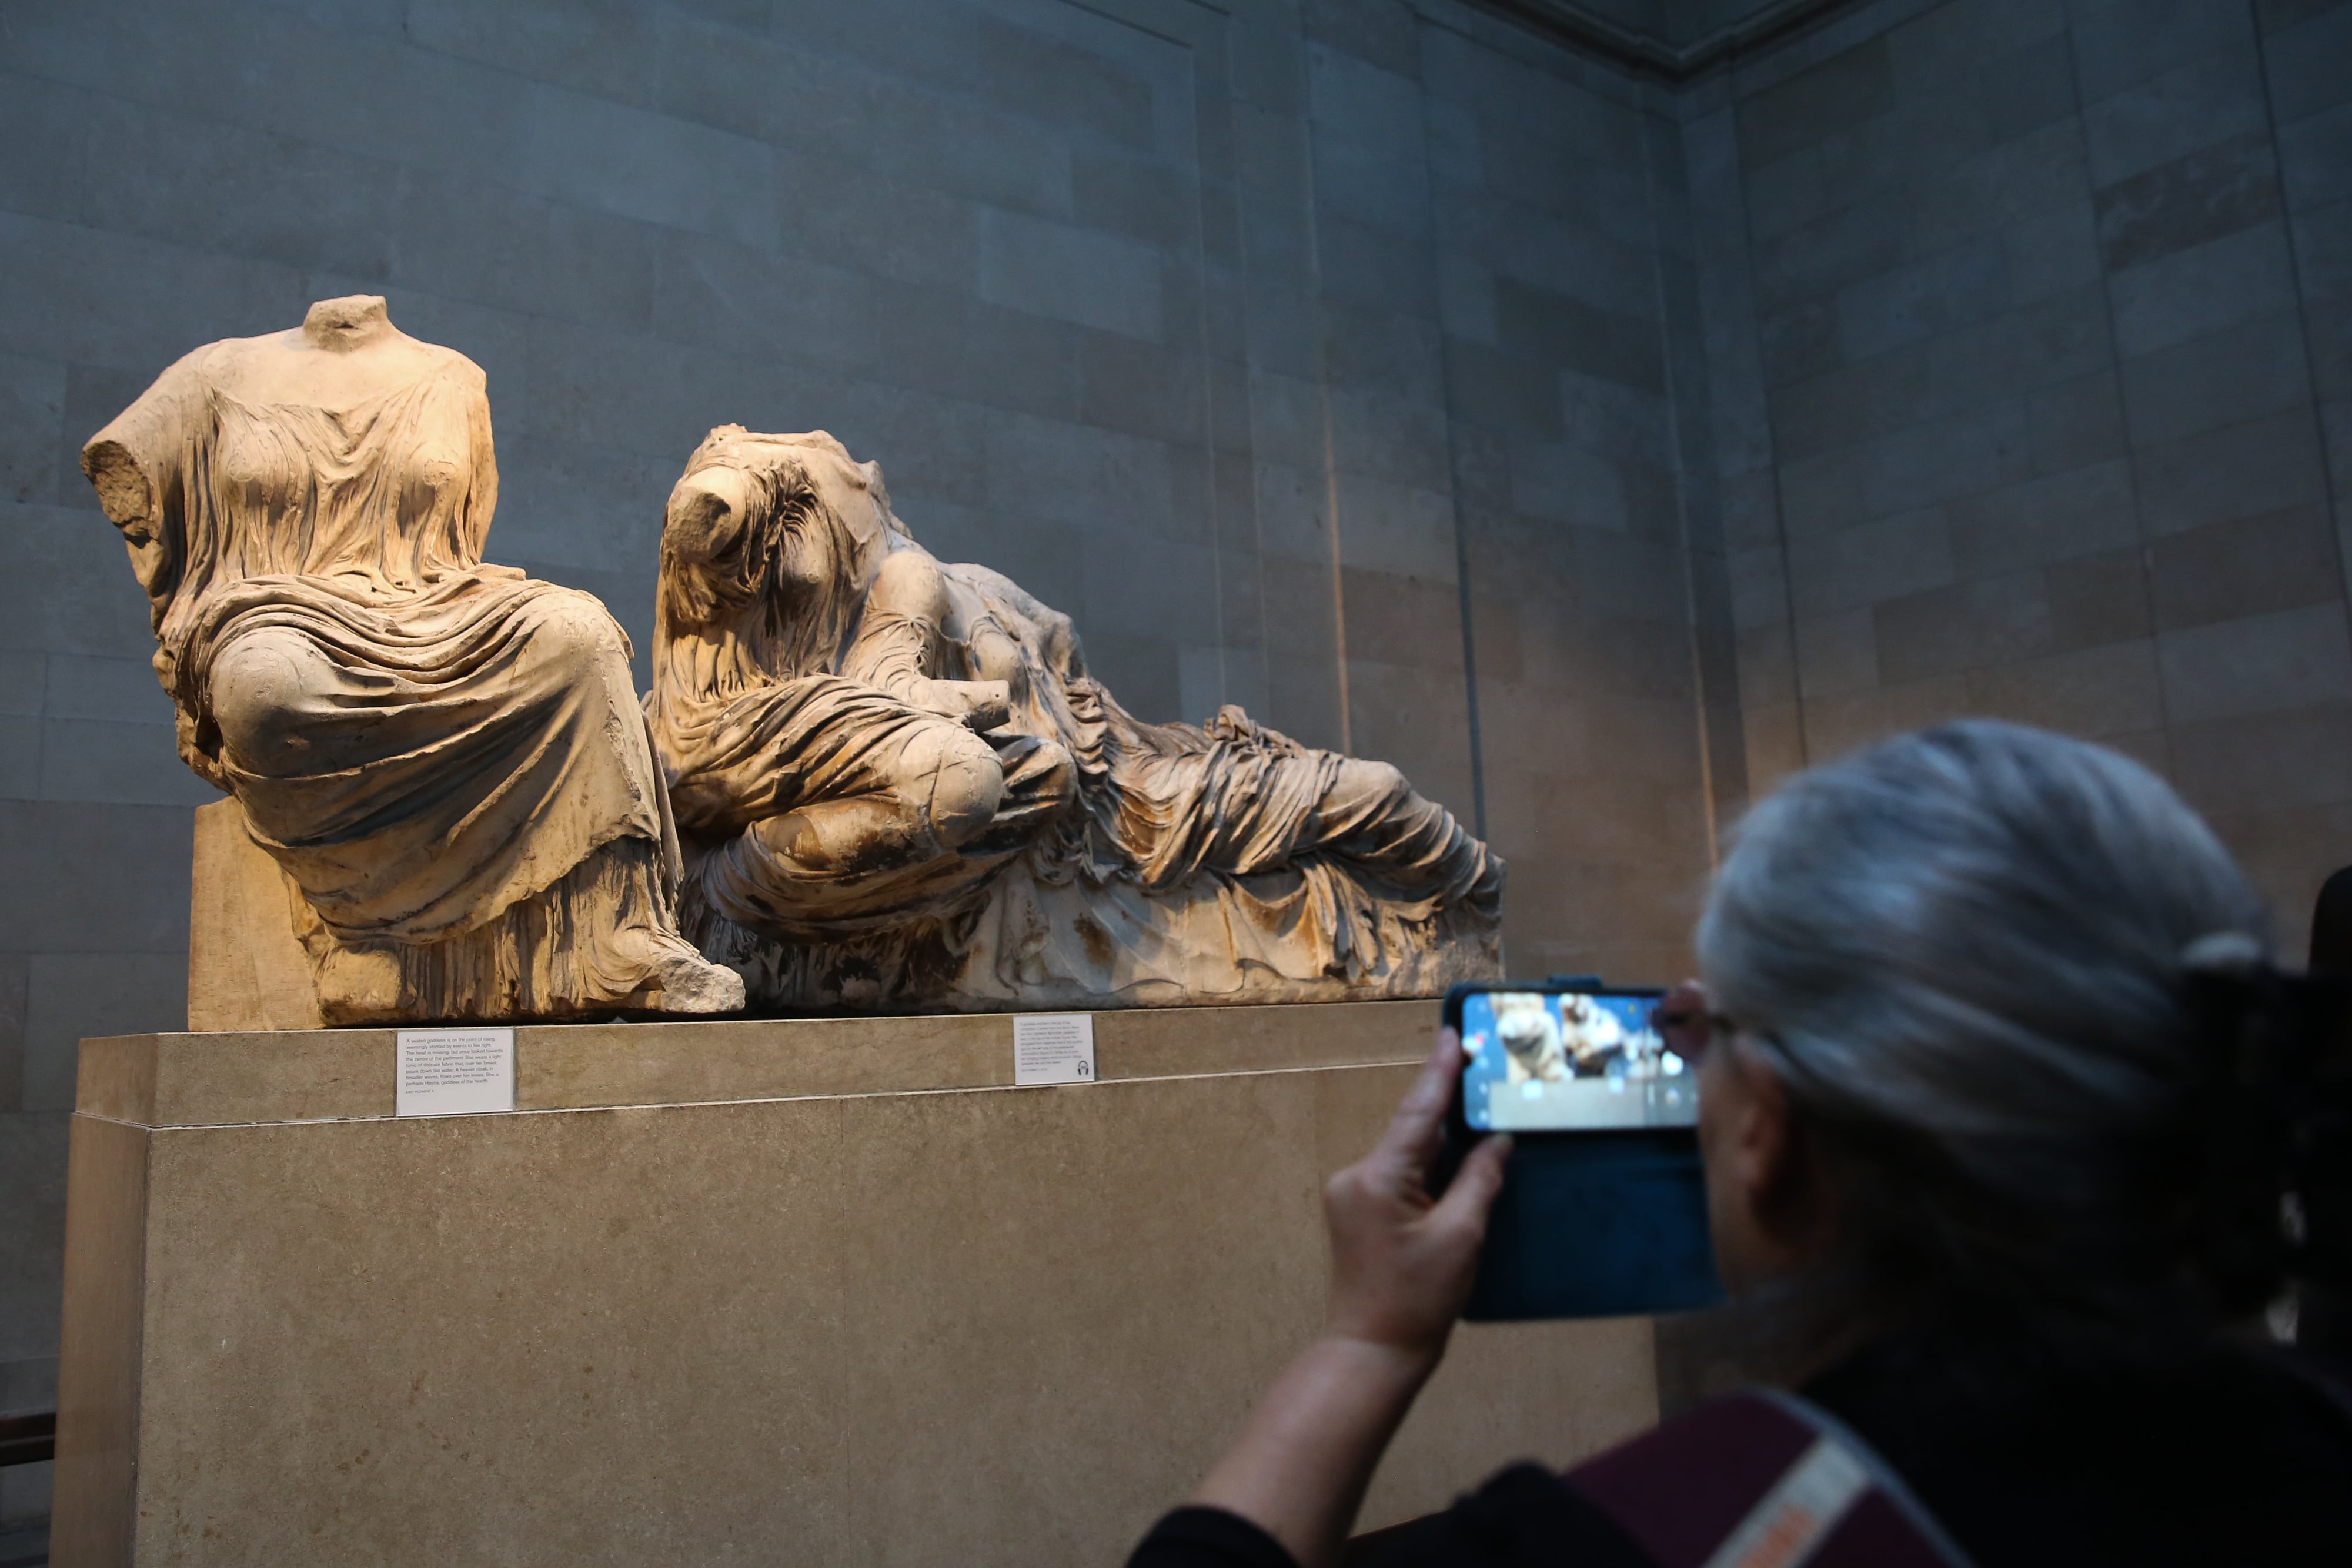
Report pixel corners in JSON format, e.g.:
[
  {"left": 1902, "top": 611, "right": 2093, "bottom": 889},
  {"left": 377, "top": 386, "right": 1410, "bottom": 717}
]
[{"left": 1459, "top": 988, "right": 1697, "bottom": 1132}]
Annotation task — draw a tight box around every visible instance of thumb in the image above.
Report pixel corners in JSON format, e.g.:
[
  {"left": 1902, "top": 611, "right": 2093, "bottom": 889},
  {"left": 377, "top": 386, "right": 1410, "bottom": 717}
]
[{"left": 1431, "top": 1134, "right": 1511, "bottom": 1234}]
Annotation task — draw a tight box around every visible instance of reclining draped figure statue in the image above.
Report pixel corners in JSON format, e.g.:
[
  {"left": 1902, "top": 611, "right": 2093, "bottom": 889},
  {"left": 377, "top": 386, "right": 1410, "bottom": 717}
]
[
  {"left": 647, "top": 426, "right": 1505, "bottom": 1009},
  {"left": 81, "top": 296, "right": 744, "bottom": 1024}
]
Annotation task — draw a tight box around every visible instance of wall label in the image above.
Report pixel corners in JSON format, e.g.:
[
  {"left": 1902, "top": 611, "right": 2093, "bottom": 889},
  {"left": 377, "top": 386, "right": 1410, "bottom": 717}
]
[
  {"left": 1013, "top": 1013, "right": 1097, "bottom": 1086},
  {"left": 396, "top": 1028, "right": 517, "bottom": 1117}
]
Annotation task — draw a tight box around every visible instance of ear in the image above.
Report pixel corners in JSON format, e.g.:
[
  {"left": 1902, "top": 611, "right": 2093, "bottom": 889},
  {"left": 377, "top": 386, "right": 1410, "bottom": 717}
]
[
  {"left": 1726, "top": 1041, "right": 1797, "bottom": 1208},
  {"left": 1713, "top": 1039, "right": 1815, "bottom": 1255},
  {"left": 1725, "top": 1041, "right": 1845, "bottom": 1273}
]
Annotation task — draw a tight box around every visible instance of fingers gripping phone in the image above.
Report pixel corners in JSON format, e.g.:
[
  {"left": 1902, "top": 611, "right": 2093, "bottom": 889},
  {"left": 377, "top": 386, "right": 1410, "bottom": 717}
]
[{"left": 1440, "top": 981, "right": 1724, "bottom": 1322}]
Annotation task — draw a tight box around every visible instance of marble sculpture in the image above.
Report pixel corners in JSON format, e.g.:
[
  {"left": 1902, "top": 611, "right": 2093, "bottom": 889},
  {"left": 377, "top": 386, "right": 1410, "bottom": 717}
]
[
  {"left": 83, "top": 297, "right": 743, "bottom": 1024},
  {"left": 648, "top": 426, "right": 1503, "bottom": 1009},
  {"left": 90, "top": 298, "right": 1501, "bottom": 1025}
]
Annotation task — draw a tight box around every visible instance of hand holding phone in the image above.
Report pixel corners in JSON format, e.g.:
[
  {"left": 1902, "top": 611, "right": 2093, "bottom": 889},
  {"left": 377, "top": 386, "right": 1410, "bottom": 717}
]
[{"left": 1322, "top": 1029, "right": 1512, "bottom": 1358}]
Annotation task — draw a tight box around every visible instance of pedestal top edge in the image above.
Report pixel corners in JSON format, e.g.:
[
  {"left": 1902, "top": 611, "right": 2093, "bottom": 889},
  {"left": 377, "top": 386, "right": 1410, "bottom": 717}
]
[
  {"left": 76, "top": 997, "right": 1446, "bottom": 1128},
  {"left": 111, "top": 993, "right": 1443, "bottom": 1047}
]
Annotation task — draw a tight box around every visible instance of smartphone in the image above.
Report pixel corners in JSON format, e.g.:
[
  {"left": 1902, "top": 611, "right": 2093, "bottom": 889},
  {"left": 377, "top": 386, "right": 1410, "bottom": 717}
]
[{"left": 1442, "top": 981, "right": 1723, "bottom": 1322}]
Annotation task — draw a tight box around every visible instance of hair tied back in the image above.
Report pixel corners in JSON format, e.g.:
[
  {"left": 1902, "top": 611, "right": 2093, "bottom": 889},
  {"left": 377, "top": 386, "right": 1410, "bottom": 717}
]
[
  {"left": 2180, "top": 930, "right": 2268, "bottom": 977},
  {"left": 2176, "top": 931, "right": 2352, "bottom": 1305}
]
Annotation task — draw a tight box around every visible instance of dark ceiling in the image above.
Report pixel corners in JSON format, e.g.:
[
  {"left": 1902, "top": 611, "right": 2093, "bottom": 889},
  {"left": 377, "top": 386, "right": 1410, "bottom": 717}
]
[{"left": 1474, "top": 0, "right": 1865, "bottom": 79}]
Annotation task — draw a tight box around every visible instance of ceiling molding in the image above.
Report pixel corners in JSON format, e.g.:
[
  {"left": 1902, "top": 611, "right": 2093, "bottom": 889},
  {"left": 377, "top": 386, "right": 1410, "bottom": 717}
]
[{"left": 1462, "top": 0, "right": 1868, "bottom": 81}]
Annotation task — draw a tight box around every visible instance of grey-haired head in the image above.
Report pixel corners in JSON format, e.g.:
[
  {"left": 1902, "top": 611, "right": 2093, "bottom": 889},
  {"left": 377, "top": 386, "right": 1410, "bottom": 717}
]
[{"left": 1698, "top": 720, "right": 2276, "bottom": 1329}]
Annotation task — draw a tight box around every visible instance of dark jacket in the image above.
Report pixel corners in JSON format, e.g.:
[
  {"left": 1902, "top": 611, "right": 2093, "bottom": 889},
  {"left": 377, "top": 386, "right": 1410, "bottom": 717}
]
[{"left": 1130, "top": 1332, "right": 2352, "bottom": 1567}]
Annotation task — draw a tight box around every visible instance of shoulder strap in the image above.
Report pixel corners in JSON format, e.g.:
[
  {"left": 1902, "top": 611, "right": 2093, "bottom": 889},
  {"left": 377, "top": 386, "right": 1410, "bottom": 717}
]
[
  {"left": 1568, "top": 1390, "right": 1977, "bottom": 1568},
  {"left": 1748, "top": 1390, "right": 1978, "bottom": 1568},
  {"left": 2260, "top": 1344, "right": 2352, "bottom": 1429}
]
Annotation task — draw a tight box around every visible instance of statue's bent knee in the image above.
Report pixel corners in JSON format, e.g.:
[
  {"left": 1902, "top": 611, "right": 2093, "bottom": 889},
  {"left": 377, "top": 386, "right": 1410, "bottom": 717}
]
[
  {"left": 911, "top": 725, "right": 1004, "bottom": 849},
  {"left": 516, "top": 591, "right": 629, "bottom": 682},
  {"left": 566, "top": 593, "right": 633, "bottom": 666},
  {"left": 211, "top": 627, "right": 330, "bottom": 773}
]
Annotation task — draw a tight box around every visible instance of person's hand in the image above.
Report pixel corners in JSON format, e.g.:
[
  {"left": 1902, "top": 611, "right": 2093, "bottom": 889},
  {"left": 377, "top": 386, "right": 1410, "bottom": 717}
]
[
  {"left": 1186, "top": 1031, "right": 1511, "bottom": 1565},
  {"left": 1321, "top": 1028, "right": 1511, "bottom": 1361}
]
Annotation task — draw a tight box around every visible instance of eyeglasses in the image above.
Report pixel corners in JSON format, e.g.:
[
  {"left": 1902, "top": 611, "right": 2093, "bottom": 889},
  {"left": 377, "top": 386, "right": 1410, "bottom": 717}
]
[{"left": 1647, "top": 1001, "right": 1745, "bottom": 1059}]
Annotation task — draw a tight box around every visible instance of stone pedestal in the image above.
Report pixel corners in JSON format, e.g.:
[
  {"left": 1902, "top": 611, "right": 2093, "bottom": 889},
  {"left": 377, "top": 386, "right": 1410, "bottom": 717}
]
[
  {"left": 52, "top": 1002, "right": 1656, "bottom": 1567},
  {"left": 187, "top": 798, "right": 320, "bottom": 1032}
]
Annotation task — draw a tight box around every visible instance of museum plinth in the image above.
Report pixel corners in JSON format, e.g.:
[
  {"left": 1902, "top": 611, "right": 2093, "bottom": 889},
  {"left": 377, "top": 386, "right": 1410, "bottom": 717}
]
[{"left": 51, "top": 1002, "right": 1656, "bottom": 1567}]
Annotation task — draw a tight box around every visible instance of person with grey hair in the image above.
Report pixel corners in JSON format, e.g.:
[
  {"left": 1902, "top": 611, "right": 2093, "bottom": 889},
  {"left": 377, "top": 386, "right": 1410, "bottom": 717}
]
[{"left": 1129, "top": 721, "right": 2352, "bottom": 1568}]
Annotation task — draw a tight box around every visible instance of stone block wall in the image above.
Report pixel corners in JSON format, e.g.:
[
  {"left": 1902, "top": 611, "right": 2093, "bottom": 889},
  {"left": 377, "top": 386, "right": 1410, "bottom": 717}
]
[
  {"left": 1689, "top": 0, "right": 2352, "bottom": 958},
  {"left": 1402, "top": 27, "right": 1740, "bottom": 982},
  {"left": 0, "top": 0, "right": 1725, "bottom": 1513},
  {"left": 2, "top": 0, "right": 2344, "bottom": 1540}
]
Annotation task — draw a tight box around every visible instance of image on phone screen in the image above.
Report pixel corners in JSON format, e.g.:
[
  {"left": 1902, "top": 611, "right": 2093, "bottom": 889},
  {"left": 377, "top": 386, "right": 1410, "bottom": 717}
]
[{"left": 1459, "top": 990, "right": 1697, "bottom": 1132}]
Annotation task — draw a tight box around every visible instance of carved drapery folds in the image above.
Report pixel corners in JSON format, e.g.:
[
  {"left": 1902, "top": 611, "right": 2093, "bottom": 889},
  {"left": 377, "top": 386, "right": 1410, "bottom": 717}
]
[
  {"left": 647, "top": 426, "right": 1504, "bottom": 1011},
  {"left": 91, "top": 302, "right": 1500, "bottom": 1027},
  {"left": 83, "top": 297, "right": 743, "bottom": 1024}
]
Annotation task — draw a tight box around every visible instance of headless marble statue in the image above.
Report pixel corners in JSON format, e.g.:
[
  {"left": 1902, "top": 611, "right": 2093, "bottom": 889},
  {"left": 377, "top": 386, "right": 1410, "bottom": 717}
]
[
  {"left": 83, "top": 297, "right": 743, "bottom": 1024},
  {"left": 649, "top": 426, "right": 1504, "bottom": 1010}
]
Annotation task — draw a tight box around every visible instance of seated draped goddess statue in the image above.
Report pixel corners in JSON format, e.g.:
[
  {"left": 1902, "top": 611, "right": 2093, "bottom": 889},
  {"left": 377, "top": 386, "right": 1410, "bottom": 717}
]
[
  {"left": 648, "top": 426, "right": 1504, "bottom": 1010},
  {"left": 81, "top": 296, "right": 744, "bottom": 1024}
]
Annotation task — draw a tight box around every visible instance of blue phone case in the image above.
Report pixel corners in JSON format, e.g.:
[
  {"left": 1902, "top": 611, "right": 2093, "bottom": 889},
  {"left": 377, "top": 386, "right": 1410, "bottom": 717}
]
[
  {"left": 1463, "top": 1130, "right": 1723, "bottom": 1320},
  {"left": 1444, "top": 981, "right": 1725, "bottom": 1321}
]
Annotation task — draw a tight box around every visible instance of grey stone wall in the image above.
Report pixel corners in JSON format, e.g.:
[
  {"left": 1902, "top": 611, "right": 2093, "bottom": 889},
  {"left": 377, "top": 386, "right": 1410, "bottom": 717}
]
[
  {"left": 1, "top": 0, "right": 2341, "bottom": 1536},
  {"left": 1688, "top": 0, "right": 2352, "bottom": 961},
  {"left": 0, "top": 0, "right": 1723, "bottom": 1517}
]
